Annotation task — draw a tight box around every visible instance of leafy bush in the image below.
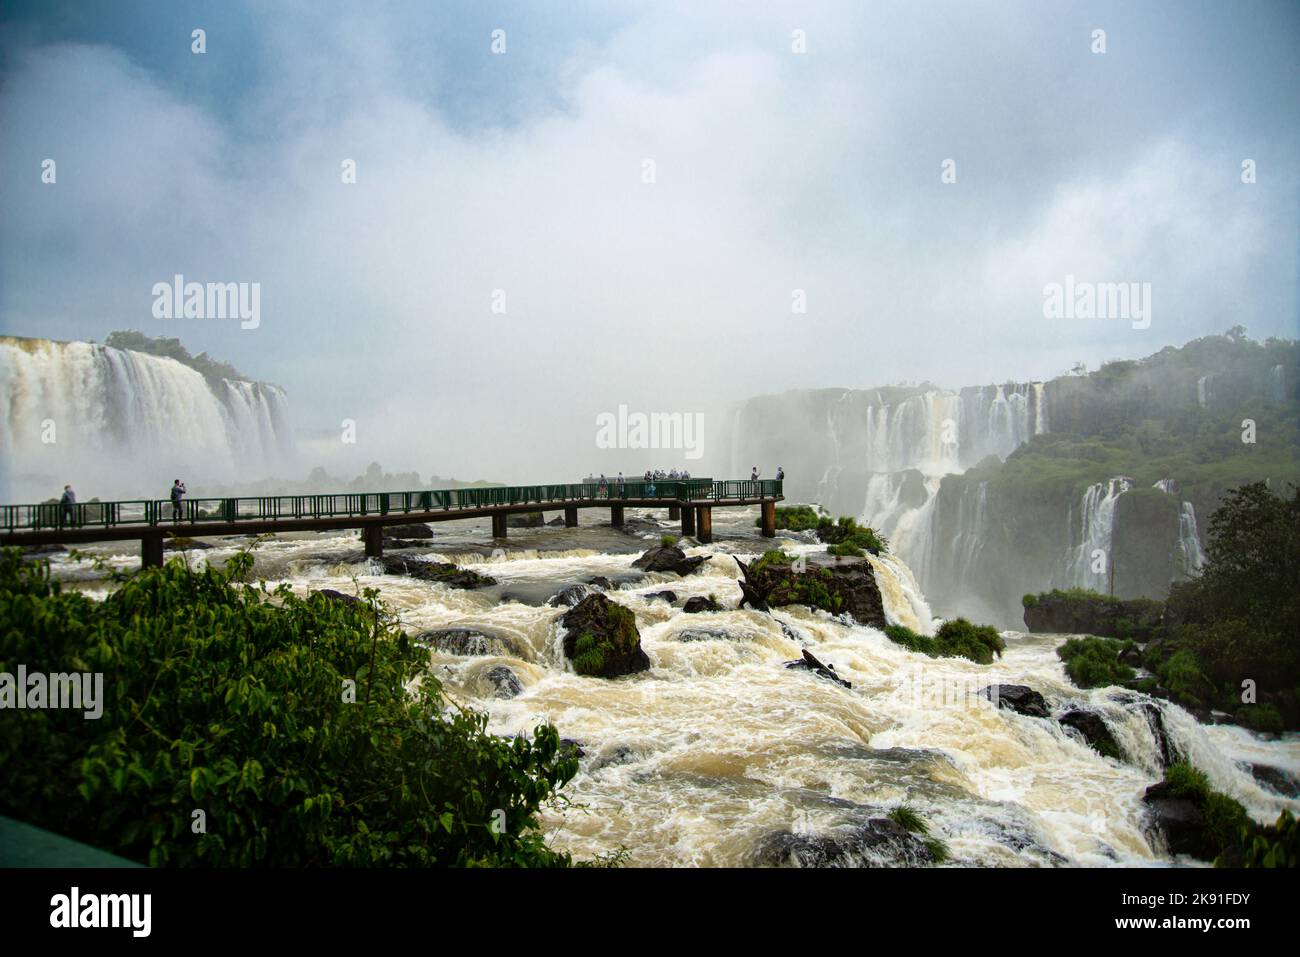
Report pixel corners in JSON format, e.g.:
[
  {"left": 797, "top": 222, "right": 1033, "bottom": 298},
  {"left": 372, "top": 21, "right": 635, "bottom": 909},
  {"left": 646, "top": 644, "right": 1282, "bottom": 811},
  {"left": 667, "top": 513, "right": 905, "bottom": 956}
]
[
  {"left": 660, "top": 534, "right": 678, "bottom": 548},
  {"left": 1056, "top": 637, "right": 1136, "bottom": 688},
  {"left": 884, "top": 619, "right": 1005, "bottom": 664},
  {"left": 816, "top": 516, "right": 889, "bottom": 554},
  {"left": 828, "top": 543, "right": 865, "bottom": 558},
  {"left": 0, "top": 549, "right": 577, "bottom": 867},
  {"left": 1240, "top": 810, "right": 1299, "bottom": 868},
  {"left": 756, "top": 505, "right": 822, "bottom": 531}
]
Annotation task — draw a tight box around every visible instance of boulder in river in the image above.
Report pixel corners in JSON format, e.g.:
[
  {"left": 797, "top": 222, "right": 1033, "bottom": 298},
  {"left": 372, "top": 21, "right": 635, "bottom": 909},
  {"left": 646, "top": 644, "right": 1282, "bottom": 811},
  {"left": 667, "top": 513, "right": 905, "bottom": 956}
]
[
  {"left": 750, "top": 818, "right": 938, "bottom": 867},
  {"left": 738, "top": 553, "right": 886, "bottom": 629},
  {"left": 547, "top": 584, "right": 592, "bottom": 608},
  {"left": 379, "top": 555, "right": 496, "bottom": 588},
  {"left": 981, "top": 684, "right": 1050, "bottom": 718},
  {"left": 560, "top": 593, "right": 650, "bottom": 678},
  {"left": 383, "top": 523, "right": 433, "bottom": 539},
  {"left": 507, "top": 511, "right": 545, "bottom": 528},
  {"left": 631, "top": 545, "right": 707, "bottom": 576},
  {"left": 645, "top": 590, "right": 678, "bottom": 604},
  {"left": 683, "top": 595, "right": 722, "bottom": 614},
  {"left": 1059, "top": 710, "right": 1124, "bottom": 761},
  {"left": 785, "top": 649, "right": 851, "bottom": 688},
  {"left": 484, "top": 665, "right": 524, "bottom": 699},
  {"left": 417, "top": 628, "right": 522, "bottom": 658}
]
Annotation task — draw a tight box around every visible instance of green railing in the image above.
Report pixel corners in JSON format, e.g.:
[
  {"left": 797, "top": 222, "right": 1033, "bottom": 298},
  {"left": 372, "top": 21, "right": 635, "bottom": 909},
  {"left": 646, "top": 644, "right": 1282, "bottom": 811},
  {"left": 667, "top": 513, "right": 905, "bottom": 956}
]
[{"left": 1, "top": 479, "right": 782, "bottom": 533}]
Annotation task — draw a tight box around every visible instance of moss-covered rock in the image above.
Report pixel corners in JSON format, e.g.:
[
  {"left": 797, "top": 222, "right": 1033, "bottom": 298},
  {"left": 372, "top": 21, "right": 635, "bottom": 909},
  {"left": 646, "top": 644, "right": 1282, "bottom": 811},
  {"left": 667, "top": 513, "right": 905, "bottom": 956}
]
[
  {"left": 1022, "top": 588, "right": 1163, "bottom": 641},
  {"left": 379, "top": 556, "right": 497, "bottom": 588},
  {"left": 739, "top": 551, "right": 886, "bottom": 628},
  {"left": 560, "top": 593, "right": 649, "bottom": 678},
  {"left": 886, "top": 619, "right": 1006, "bottom": 664}
]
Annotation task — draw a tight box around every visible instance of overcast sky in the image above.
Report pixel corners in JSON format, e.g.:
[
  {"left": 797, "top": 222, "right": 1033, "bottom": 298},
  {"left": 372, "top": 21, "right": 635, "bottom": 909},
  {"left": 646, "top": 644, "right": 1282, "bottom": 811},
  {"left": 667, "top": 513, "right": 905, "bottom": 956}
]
[{"left": 2, "top": 0, "right": 1297, "bottom": 481}]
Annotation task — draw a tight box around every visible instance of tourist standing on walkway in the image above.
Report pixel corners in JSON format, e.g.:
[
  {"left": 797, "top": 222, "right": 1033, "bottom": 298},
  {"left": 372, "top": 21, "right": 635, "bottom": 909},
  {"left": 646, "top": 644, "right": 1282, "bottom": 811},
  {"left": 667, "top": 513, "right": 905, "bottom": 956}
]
[
  {"left": 776, "top": 466, "right": 784, "bottom": 481},
  {"left": 751, "top": 466, "right": 759, "bottom": 481},
  {"left": 60, "top": 485, "right": 76, "bottom": 526},
  {"left": 170, "top": 479, "right": 187, "bottom": 521}
]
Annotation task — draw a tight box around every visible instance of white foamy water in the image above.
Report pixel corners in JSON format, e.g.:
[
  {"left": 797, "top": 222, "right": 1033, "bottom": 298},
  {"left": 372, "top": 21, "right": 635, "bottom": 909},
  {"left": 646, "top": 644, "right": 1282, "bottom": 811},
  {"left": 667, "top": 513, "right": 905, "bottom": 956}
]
[{"left": 43, "top": 508, "right": 1299, "bottom": 867}]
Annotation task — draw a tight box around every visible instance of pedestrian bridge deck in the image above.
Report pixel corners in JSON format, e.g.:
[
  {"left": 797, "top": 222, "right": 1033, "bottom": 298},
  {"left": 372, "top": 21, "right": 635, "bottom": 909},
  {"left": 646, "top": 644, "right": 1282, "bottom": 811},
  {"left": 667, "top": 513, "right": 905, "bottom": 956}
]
[{"left": 1, "top": 478, "right": 784, "bottom": 564}]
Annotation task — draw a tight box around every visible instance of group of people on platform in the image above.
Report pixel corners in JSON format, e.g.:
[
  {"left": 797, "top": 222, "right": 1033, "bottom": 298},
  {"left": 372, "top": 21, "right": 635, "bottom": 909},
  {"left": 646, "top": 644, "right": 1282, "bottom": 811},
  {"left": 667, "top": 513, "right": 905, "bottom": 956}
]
[
  {"left": 590, "top": 469, "right": 693, "bottom": 499},
  {"left": 57, "top": 479, "right": 187, "bottom": 526},
  {"left": 749, "top": 466, "right": 785, "bottom": 482}
]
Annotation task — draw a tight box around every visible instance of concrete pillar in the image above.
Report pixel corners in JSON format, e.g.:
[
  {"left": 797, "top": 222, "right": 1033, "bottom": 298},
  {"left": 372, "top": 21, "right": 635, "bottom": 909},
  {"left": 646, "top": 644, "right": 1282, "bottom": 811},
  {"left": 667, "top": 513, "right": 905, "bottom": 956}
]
[
  {"left": 761, "top": 500, "right": 776, "bottom": 538},
  {"left": 141, "top": 532, "right": 164, "bottom": 569},
  {"left": 491, "top": 513, "right": 508, "bottom": 538},
  {"left": 696, "top": 506, "right": 712, "bottom": 544},
  {"left": 610, "top": 505, "right": 624, "bottom": 527},
  {"left": 681, "top": 506, "right": 696, "bottom": 536},
  {"left": 669, "top": 506, "right": 681, "bottom": 520},
  {"left": 564, "top": 506, "right": 578, "bottom": 527},
  {"left": 363, "top": 524, "right": 384, "bottom": 557}
]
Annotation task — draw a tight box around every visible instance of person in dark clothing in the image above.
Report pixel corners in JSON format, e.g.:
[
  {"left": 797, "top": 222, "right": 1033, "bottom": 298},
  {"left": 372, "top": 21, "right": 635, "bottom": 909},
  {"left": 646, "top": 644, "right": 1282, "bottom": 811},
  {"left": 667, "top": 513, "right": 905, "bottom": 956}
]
[
  {"left": 776, "top": 467, "right": 785, "bottom": 481},
  {"left": 60, "top": 485, "right": 76, "bottom": 526},
  {"left": 170, "top": 479, "right": 186, "bottom": 522}
]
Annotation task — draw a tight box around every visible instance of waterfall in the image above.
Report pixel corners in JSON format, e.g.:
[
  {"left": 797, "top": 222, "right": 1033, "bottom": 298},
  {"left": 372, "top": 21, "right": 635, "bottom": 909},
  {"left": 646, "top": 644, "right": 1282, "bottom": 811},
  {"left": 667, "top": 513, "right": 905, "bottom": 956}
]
[
  {"left": 867, "top": 552, "right": 939, "bottom": 635},
  {"left": 0, "top": 337, "right": 294, "bottom": 501},
  {"left": 1153, "top": 479, "right": 1206, "bottom": 579},
  {"left": 1271, "top": 364, "right": 1287, "bottom": 404},
  {"left": 1196, "top": 375, "right": 1211, "bottom": 408},
  {"left": 1061, "top": 477, "right": 1132, "bottom": 589}
]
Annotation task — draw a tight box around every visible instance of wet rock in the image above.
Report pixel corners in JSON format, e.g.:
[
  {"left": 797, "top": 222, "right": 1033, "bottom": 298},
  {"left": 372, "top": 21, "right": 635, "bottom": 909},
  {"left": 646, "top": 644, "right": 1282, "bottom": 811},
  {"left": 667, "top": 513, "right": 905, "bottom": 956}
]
[
  {"left": 981, "top": 684, "right": 1050, "bottom": 718},
  {"left": 785, "top": 649, "right": 851, "bottom": 688},
  {"left": 507, "top": 511, "right": 545, "bottom": 528},
  {"left": 750, "top": 818, "right": 937, "bottom": 868},
  {"left": 164, "top": 536, "right": 212, "bottom": 550},
  {"left": 559, "top": 738, "right": 586, "bottom": 759},
  {"left": 588, "top": 576, "right": 614, "bottom": 590},
  {"left": 631, "top": 545, "right": 707, "bottom": 576},
  {"left": 1248, "top": 763, "right": 1300, "bottom": 799},
  {"left": 738, "top": 580, "right": 769, "bottom": 612},
  {"left": 645, "top": 590, "right": 678, "bottom": 604},
  {"left": 314, "top": 588, "right": 368, "bottom": 609},
  {"left": 560, "top": 593, "right": 650, "bottom": 678},
  {"left": 683, "top": 596, "right": 722, "bottom": 614},
  {"left": 484, "top": 665, "right": 524, "bottom": 699},
  {"left": 676, "top": 628, "right": 735, "bottom": 643},
  {"left": 1141, "top": 701, "right": 1178, "bottom": 770},
  {"left": 1022, "top": 590, "right": 1163, "bottom": 641},
  {"left": 1142, "top": 782, "right": 1217, "bottom": 860},
  {"left": 379, "top": 555, "right": 496, "bottom": 588},
  {"left": 547, "top": 517, "right": 567, "bottom": 526},
  {"left": 739, "top": 554, "right": 886, "bottom": 629},
  {"left": 547, "top": 584, "right": 592, "bottom": 608},
  {"left": 417, "top": 628, "right": 522, "bottom": 658},
  {"left": 1059, "top": 710, "right": 1124, "bottom": 761},
  {"left": 383, "top": 523, "right": 433, "bottom": 539},
  {"left": 590, "top": 746, "right": 638, "bottom": 771}
]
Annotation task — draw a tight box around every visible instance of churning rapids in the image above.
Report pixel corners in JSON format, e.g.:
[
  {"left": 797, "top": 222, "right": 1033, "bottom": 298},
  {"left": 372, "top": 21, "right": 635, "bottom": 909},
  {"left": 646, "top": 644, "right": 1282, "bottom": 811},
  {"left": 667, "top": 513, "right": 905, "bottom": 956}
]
[{"left": 46, "top": 506, "right": 1299, "bottom": 867}]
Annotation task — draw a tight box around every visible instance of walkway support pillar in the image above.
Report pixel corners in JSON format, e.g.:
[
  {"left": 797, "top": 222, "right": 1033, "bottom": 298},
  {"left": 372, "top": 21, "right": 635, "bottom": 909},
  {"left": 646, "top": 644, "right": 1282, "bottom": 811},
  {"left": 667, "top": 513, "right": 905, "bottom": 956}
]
[
  {"left": 141, "top": 532, "right": 164, "bottom": 569},
  {"left": 491, "top": 513, "right": 508, "bottom": 538},
  {"left": 696, "top": 506, "right": 712, "bottom": 544},
  {"left": 363, "top": 524, "right": 384, "bottom": 558},
  {"left": 761, "top": 500, "right": 776, "bottom": 538},
  {"left": 681, "top": 506, "right": 696, "bottom": 536},
  {"left": 564, "top": 506, "right": 579, "bottom": 527},
  {"left": 669, "top": 506, "right": 681, "bottom": 520},
  {"left": 610, "top": 505, "right": 624, "bottom": 528}
]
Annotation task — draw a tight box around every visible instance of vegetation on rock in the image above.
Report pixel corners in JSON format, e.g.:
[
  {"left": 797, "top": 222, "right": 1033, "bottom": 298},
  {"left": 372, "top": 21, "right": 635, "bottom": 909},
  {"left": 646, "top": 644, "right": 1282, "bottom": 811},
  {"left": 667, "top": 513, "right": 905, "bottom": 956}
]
[{"left": 884, "top": 619, "right": 1005, "bottom": 664}]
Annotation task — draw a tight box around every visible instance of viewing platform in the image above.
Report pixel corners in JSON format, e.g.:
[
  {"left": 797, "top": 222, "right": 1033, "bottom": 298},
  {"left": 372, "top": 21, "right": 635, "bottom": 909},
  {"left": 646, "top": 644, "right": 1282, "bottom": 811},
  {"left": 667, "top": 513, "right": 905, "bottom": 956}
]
[{"left": 1, "top": 478, "right": 784, "bottom": 566}]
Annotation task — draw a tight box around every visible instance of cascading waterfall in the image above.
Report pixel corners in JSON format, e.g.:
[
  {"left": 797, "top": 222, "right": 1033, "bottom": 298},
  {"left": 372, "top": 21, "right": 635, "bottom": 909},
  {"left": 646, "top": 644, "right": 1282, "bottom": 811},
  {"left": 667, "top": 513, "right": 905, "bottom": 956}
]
[
  {"left": 1153, "top": 479, "right": 1206, "bottom": 579},
  {"left": 0, "top": 336, "right": 294, "bottom": 500},
  {"left": 1061, "top": 477, "right": 1132, "bottom": 590}
]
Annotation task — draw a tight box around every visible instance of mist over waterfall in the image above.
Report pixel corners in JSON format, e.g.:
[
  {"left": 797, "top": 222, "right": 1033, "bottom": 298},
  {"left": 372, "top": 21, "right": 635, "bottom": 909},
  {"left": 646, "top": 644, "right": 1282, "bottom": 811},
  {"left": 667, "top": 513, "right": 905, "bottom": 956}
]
[{"left": 0, "top": 337, "right": 294, "bottom": 501}]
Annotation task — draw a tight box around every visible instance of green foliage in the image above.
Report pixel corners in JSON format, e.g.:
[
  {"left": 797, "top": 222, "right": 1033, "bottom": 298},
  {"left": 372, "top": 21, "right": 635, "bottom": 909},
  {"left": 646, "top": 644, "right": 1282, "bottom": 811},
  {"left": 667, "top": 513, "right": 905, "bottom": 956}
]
[
  {"left": 759, "top": 505, "right": 822, "bottom": 531},
  {"left": 1056, "top": 637, "right": 1136, "bottom": 689},
  {"left": 818, "top": 516, "right": 889, "bottom": 555},
  {"left": 751, "top": 550, "right": 793, "bottom": 574},
  {"left": 1235, "top": 703, "right": 1284, "bottom": 734},
  {"left": 884, "top": 618, "right": 1005, "bottom": 664},
  {"left": 1021, "top": 593, "right": 1038, "bottom": 608},
  {"left": 1240, "top": 810, "right": 1299, "bottom": 868},
  {"left": 660, "top": 534, "right": 678, "bottom": 548},
  {"left": 888, "top": 805, "right": 928, "bottom": 835},
  {"left": 0, "top": 549, "right": 577, "bottom": 867},
  {"left": 828, "top": 543, "right": 865, "bottom": 557},
  {"left": 571, "top": 631, "right": 606, "bottom": 676}
]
